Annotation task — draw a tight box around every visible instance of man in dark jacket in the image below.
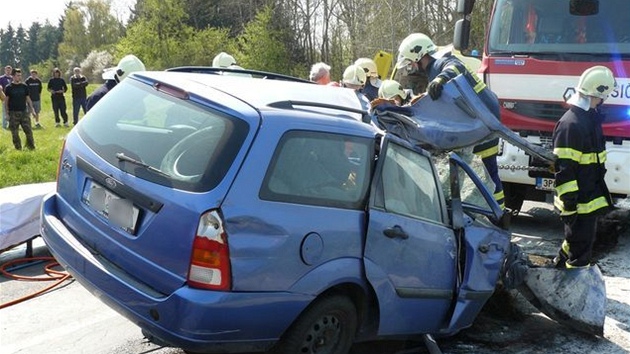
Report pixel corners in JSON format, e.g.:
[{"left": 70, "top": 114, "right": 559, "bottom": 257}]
[
  {"left": 25, "top": 69, "right": 43, "bottom": 128},
  {"left": 552, "top": 66, "right": 616, "bottom": 269},
  {"left": 70, "top": 67, "right": 88, "bottom": 125},
  {"left": 396, "top": 33, "right": 505, "bottom": 209},
  {"left": 5, "top": 69, "right": 37, "bottom": 150},
  {"left": 47, "top": 68, "right": 69, "bottom": 127}
]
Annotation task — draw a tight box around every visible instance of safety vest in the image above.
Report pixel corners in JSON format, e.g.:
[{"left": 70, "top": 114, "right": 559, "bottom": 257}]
[{"left": 552, "top": 106, "right": 611, "bottom": 216}]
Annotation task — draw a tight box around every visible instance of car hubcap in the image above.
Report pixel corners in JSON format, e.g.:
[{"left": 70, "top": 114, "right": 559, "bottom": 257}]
[{"left": 300, "top": 314, "right": 341, "bottom": 353}]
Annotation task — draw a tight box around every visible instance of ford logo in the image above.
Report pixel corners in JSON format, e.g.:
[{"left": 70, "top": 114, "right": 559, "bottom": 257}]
[{"left": 105, "top": 177, "right": 118, "bottom": 189}]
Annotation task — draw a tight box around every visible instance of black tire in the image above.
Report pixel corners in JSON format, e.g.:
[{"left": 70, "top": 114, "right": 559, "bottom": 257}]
[{"left": 270, "top": 295, "right": 357, "bottom": 354}]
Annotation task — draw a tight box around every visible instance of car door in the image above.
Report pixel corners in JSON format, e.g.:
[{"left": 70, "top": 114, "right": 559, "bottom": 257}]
[
  {"left": 364, "top": 137, "right": 457, "bottom": 335},
  {"left": 442, "top": 152, "right": 511, "bottom": 334}
]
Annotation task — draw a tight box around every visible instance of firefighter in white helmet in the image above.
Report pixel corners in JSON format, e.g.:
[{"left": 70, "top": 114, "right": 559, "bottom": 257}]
[
  {"left": 354, "top": 57, "right": 381, "bottom": 101},
  {"left": 340, "top": 64, "right": 370, "bottom": 111},
  {"left": 552, "top": 65, "right": 617, "bottom": 269},
  {"left": 86, "top": 54, "right": 146, "bottom": 112},
  {"left": 397, "top": 33, "right": 505, "bottom": 210},
  {"left": 212, "top": 52, "right": 237, "bottom": 68},
  {"left": 377, "top": 79, "right": 408, "bottom": 106}
]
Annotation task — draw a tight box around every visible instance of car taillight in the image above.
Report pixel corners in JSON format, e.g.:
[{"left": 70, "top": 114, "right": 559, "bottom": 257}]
[
  {"left": 56, "top": 141, "right": 66, "bottom": 185},
  {"left": 187, "top": 210, "right": 231, "bottom": 290}
]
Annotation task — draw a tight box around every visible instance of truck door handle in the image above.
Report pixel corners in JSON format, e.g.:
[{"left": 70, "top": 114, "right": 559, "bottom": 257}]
[{"left": 383, "top": 225, "right": 409, "bottom": 239}]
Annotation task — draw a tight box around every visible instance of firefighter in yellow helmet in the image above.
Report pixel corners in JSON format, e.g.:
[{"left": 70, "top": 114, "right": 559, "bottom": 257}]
[
  {"left": 397, "top": 33, "right": 506, "bottom": 210},
  {"left": 86, "top": 54, "right": 145, "bottom": 112},
  {"left": 354, "top": 57, "right": 381, "bottom": 101},
  {"left": 552, "top": 65, "right": 617, "bottom": 269}
]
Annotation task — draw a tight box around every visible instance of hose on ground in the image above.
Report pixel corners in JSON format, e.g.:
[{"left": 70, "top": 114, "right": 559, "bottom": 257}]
[{"left": 0, "top": 256, "right": 72, "bottom": 309}]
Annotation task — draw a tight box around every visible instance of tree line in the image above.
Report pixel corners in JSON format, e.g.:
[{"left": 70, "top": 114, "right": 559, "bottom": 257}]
[{"left": 0, "top": 0, "right": 492, "bottom": 83}]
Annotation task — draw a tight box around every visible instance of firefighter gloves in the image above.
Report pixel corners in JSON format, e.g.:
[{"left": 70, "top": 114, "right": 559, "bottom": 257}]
[{"left": 428, "top": 79, "right": 444, "bottom": 100}]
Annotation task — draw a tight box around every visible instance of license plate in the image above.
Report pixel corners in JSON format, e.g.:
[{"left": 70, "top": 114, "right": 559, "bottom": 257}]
[
  {"left": 535, "top": 177, "right": 555, "bottom": 191},
  {"left": 82, "top": 180, "right": 139, "bottom": 234}
]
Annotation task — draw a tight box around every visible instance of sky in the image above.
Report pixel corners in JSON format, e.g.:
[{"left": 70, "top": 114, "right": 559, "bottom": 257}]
[{"left": 1, "top": 0, "right": 136, "bottom": 30}]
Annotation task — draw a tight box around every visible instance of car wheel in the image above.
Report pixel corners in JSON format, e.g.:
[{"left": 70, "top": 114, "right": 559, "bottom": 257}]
[{"left": 270, "top": 295, "right": 357, "bottom": 354}]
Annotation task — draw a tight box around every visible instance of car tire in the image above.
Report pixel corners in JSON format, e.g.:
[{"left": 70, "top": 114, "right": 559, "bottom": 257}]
[{"left": 270, "top": 295, "right": 357, "bottom": 354}]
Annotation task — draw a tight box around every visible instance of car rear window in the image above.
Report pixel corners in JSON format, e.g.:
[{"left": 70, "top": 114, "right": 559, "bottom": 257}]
[{"left": 77, "top": 79, "right": 249, "bottom": 192}]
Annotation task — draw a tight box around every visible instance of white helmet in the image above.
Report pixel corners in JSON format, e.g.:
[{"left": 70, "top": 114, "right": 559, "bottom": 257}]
[
  {"left": 576, "top": 66, "right": 617, "bottom": 100},
  {"left": 212, "top": 52, "right": 236, "bottom": 68},
  {"left": 354, "top": 57, "right": 378, "bottom": 78},
  {"left": 396, "top": 33, "right": 437, "bottom": 68},
  {"left": 378, "top": 80, "right": 407, "bottom": 101},
  {"left": 342, "top": 64, "right": 366, "bottom": 86},
  {"left": 115, "top": 54, "right": 145, "bottom": 82}
]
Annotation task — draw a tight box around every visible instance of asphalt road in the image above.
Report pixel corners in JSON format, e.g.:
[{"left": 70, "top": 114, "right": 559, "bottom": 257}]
[{"left": 1, "top": 201, "right": 627, "bottom": 354}]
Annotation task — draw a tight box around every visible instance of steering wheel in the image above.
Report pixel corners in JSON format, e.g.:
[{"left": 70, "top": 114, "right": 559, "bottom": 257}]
[{"left": 160, "top": 126, "right": 221, "bottom": 182}]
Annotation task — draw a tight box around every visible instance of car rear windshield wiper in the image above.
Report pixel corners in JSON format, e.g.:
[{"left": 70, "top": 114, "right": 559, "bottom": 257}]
[{"left": 116, "top": 153, "right": 170, "bottom": 178}]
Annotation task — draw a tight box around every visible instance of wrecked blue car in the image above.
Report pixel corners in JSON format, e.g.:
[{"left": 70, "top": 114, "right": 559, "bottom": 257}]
[{"left": 41, "top": 67, "right": 512, "bottom": 353}]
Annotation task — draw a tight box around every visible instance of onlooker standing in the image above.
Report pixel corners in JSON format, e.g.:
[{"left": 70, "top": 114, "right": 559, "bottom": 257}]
[
  {"left": 309, "top": 62, "right": 332, "bottom": 85},
  {"left": 4, "top": 69, "right": 37, "bottom": 150},
  {"left": 0, "top": 65, "right": 14, "bottom": 129},
  {"left": 25, "top": 69, "right": 43, "bottom": 129},
  {"left": 70, "top": 67, "right": 88, "bottom": 125},
  {"left": 47, "top": 68, "right": 69, "bottom": 127}
]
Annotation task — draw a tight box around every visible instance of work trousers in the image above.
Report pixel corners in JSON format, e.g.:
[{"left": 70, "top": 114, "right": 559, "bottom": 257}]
[
  {"left": 72, "top": 97, "right": 87, "bottom": 124},
  {"left": 52, "top": 95, "right": 68, "bottom": 123},
  {"left": 8, "top": 111, "right": 35, "bottom": 150},
  {"left": 559, "top": 215, "right": 598, "bottom": 267}
]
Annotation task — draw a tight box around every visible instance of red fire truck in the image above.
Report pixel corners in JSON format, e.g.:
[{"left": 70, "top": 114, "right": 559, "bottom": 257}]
[{"left": 454, "top": 0, "right": 630, "bottom": 213}]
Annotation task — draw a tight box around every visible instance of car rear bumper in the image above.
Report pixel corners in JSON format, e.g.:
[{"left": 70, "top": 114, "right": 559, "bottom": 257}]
[{"left": 40, "top": 193, "right": 313, "bottom": 353}]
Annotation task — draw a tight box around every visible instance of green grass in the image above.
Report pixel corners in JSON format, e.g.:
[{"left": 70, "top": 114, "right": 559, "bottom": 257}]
[{"left": 0, "top": 84, "right": 99, "bottom": 189}]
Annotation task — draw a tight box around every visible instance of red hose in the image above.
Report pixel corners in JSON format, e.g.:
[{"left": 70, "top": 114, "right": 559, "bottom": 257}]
[{"left": 0, "top": 256, "right": 72, "bottom": 309}]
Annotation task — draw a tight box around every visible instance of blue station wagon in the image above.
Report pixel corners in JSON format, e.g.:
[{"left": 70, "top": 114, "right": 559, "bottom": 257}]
[{"left": 41, "top": 68, "right": 511, "bottom": 353}]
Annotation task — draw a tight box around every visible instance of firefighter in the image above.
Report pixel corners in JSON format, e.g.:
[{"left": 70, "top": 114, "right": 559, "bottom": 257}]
[
  {"left": 86, "top": 54, "right": 146, "bottom": 111},
  {"left": 212, "top": 52, "right": 237, "bottom": 68},
  {"left": 354, "top": 58, "right": 381, "bottom": 101},
  {"left": 396, "top": 33, "right": 505, "bottom": 209},
  {"left": 552, "top": 66, "right": 616, "bottom": 268},
  {"left": 340, "top": 64, "right": 370, "bottom": 111},
  {"left": 377, "top": 79, "right": 408, "bottom": 106}
]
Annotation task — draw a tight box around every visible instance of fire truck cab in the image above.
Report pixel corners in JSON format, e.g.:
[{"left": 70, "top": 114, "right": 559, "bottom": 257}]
[{"left": 454, "top": 0, "right": 630, "bottom": 213}]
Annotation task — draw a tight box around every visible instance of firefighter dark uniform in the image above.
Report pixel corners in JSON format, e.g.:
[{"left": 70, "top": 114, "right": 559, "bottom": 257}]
[
  {"left": 552, "top": 65, "right": 616, "bottom": 268},
  {"left": 426, "top": 53, "right": 505, "bottom": 209},
  {"left": 553, "top": 105, "right": 611, "bottom": 268}
]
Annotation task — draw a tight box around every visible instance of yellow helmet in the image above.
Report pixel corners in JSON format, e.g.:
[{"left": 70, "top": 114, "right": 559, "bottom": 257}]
[
  {"left": 354, "top": 58, "right": 378, "bottom": 78},
  {"left": 212, "top": 52, "right": 237, "bottom": 68},
  {"left": 115, "top": 54, "right": 146, "bottom": 82},
  {"left": 342, "top": 64, "right": 367, "bottom": 86},
  {"left": 576, "top": 66, "right": 617, "bottom": 100},
  {"left": 396, "top": 33, "right": 437, "bottom": 68},
  {"left": 378, "top": 80, "right": 407, "bottom": 101}
]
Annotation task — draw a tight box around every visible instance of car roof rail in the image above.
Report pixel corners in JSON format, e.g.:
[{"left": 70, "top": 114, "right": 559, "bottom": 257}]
[
  {"left": 166, "top": 66, "right": 312, "bottom": 84},
  {"left": 268, "top": 100, "right": 372, "bottom": 124}
]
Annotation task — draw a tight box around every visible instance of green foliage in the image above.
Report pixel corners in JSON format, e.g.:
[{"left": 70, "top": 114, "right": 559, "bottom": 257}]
[
  {"left": 237, "top": 6, "right": 292, "bottom": 74},
  {"left": 0, "top": 84, "right": 100, "bottom": 189},
  {"left": 117, "top": 0, "right": 233, "bottom": 69}
]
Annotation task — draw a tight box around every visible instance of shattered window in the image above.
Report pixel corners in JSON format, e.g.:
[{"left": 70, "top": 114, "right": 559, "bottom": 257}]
[{"left": 381, "top": 143, "right": 443, "bottom": 223}]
